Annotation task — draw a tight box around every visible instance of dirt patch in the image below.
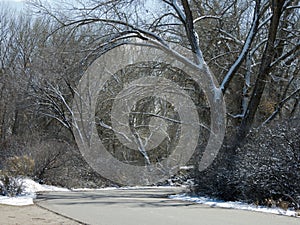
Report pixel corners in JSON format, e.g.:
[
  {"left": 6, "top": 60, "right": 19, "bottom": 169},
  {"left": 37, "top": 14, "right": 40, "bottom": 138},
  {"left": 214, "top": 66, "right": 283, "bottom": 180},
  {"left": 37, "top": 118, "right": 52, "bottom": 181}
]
[{"left": 0, "top": 204, "right": 82, "bottom": 225}]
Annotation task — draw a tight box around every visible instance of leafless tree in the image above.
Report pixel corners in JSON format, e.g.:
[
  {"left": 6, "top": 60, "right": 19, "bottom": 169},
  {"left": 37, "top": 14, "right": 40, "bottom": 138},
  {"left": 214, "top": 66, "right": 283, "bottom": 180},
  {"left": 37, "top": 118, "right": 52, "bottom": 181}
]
[
  {"left": 0, "top": 0, "right": 294, "bottom": 193},
  {"left": 27, "top": 0, "right": 299, "bottom": 146}
]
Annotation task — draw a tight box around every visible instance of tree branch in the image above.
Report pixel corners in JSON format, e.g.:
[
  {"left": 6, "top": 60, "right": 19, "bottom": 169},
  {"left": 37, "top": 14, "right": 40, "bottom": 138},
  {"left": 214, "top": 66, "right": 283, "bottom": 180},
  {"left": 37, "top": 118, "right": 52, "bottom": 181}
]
[
  {"left": 193, "top": 15, "right": 221, "bottom": 23},
  {"left": 263, "top": 87, "right": 300, "bottom": 125},
  {"left": 220, "top": 0, "right": 261, "bottom": 93},
  {"left": 236, "top": 0, "right": 286, "bottom": 145},
  {"left": 181, "top": 0, "right": 204, "bottom": 67}
]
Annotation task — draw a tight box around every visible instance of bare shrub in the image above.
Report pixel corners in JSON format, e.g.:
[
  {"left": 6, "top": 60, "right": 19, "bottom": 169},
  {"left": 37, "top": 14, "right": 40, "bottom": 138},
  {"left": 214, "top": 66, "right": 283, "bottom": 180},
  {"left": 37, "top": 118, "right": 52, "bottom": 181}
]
[
  {"left": 0, "top": 174, "right": 23, "bottom": 197},
  {"left": 0, "top": 154, "right": 31, "bottom": 197},
  {"left": 4, "top": 155, "right": 35, "bottom": 177},
  {"left": 0, "top": 133, "right": 112, "bottom": 188}
]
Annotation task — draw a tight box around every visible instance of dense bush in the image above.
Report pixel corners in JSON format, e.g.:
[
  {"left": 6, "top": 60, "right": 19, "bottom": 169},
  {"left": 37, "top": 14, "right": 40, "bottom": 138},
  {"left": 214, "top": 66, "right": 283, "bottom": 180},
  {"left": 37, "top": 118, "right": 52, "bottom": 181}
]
[
  {"left": 234, "top": 119, "right": 300, "bottom": 208},
  {"left": 194, "top": 119, "right": 300, "bottom": 209}
]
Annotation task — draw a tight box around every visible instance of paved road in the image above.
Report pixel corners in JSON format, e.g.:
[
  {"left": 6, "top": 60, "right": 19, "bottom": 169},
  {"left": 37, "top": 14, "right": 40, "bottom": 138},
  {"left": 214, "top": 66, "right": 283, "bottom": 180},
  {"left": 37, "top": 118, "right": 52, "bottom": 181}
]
[{"left": 36, "top": 187, "right": 299, "bottom": 225}]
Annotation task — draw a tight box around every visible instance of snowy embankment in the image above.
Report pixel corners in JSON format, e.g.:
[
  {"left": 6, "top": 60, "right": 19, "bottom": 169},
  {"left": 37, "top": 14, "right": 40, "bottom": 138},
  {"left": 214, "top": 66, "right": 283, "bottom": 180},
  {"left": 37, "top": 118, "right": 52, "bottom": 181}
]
[
  {"left": 169, "top": 194, "right": 299, "bottom": 217},
  {"left": 0, "top": 178, "right": 69, "bottom": 206}
]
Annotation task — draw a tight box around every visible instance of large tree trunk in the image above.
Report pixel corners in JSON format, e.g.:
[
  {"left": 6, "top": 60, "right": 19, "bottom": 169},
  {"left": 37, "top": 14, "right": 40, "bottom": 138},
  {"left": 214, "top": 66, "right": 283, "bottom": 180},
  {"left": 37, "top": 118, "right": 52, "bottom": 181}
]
[{"left": 235, "top": 0, "right": 286, "bottom": 146}]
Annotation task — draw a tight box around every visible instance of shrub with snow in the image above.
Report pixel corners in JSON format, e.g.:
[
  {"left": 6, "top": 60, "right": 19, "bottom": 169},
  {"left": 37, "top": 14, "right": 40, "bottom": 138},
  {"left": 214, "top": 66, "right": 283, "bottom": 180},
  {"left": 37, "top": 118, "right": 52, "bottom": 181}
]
[
  {"left": 234, "top": 119, "right": 300, "bottom": 209},
  {"left": 194, "top": 119, "right": 300, "bottom": 210},
  {"left": 0, "top": 175, "right": 24, "bottom": 197}
]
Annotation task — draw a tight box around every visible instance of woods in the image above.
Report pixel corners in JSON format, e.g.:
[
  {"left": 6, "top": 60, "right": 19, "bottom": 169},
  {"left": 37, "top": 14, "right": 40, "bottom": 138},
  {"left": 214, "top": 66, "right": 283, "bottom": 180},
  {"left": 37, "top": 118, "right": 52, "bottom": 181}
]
[{"left": 1, "top": 0, "right": 299, "bottom": 208}]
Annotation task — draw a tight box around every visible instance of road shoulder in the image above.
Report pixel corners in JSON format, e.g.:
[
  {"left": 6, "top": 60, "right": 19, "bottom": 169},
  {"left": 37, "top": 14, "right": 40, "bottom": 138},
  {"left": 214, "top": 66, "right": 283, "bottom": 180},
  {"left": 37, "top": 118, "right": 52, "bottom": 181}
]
[{"left": 0, "top": 204, "right": 82, "bottom": 225}]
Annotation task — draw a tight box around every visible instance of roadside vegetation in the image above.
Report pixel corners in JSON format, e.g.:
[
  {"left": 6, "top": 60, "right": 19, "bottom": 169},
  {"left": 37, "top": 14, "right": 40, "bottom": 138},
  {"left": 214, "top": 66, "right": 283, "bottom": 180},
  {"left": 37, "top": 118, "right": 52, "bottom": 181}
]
[{"left": 0, "top": 0, "right": 299, "bottom": 211}]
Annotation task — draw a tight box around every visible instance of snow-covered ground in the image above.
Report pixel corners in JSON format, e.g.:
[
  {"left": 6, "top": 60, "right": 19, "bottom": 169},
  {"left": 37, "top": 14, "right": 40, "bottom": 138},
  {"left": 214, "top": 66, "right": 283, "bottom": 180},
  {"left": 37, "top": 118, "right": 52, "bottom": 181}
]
[
  {"left": 0, "top": 178, "right": 69, "bottom": 206},
  {"left": 169, "top": 194, "right": 298, "bottom": 217},
  {"left": 0, "top": 178, "right": 174, "bottom": 206},
  {"left": 0, "top": 178, "right": 298, "bottom": 218}
]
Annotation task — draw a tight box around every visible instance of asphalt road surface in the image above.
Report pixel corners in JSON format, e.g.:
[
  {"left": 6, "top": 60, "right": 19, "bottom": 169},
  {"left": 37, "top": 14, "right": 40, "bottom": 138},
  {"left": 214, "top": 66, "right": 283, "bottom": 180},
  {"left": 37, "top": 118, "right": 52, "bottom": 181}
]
[{"left": 36, "top": 187, "right": 299, "bottom": 225}]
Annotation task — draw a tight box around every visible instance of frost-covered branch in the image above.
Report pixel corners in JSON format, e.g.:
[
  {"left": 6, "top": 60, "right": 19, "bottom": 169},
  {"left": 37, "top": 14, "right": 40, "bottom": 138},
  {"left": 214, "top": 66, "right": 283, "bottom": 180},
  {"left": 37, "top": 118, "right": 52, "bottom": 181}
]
[
  {"left": 181, "top": 0, "right": 204, "bottom": 67},
  {"left": 220, "top": 0, "right": 261, "bottom": 93},
  {"left": 219, "top": 30, "right": 244, "bottom": 46},
  {"left": 236, "top": 0, "right": 288, "bottom": 144},
  {"left": 170, "top": 0, "right": 186, "bottom": 22},
  {"left": 57, "top": 17, "right": 169, "bottom": 47},
  {"left": 193, "top": 15, "right": 221, "bottom": 23}
]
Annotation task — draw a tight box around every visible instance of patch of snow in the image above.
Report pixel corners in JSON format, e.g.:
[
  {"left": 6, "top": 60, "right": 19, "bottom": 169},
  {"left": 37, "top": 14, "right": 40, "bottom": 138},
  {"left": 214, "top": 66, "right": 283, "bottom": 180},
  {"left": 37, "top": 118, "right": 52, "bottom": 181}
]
[
  {"left": 169, "top": 194, "right": 298, "bottom": 217},
  {"left": 0, "top": 194, "right": 35, "bottom": 206},
  {"left": 179, "top": 165, "right": 194, "bottom": 170},
  {"left": 0, "top": 178, "right": 69, "bottom": 206},
  {"left": 22, "top": 178, "right": 70, "bottom": 193}
]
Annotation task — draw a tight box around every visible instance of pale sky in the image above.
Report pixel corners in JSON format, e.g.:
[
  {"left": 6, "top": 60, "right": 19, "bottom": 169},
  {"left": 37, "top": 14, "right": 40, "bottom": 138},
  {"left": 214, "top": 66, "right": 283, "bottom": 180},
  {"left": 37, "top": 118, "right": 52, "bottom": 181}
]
[
  {"left": 0, "top": 0, "right": 24, "bottom": 1},
  {"left": 0, "top": 0, "right": 25, "bottom": 5},
  {"left": 0, "top": 0, "right": 25, "bottom": 11}
]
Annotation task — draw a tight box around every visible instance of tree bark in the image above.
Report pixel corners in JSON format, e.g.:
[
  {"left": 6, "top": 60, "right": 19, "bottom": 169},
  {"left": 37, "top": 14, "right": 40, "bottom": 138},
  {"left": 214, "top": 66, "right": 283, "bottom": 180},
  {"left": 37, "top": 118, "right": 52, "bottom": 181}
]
[{"left": 235, "top": 0, "right": 286, "bottom": 146}]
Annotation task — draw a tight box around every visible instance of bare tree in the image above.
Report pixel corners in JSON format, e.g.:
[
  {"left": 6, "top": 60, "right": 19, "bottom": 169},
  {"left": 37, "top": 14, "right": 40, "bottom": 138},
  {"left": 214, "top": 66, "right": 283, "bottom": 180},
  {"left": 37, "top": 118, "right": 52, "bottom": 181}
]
[
  {"left": 28, "top": 0, "right": 299, "bottom": 144},
  {"left": 22, "top": 0, "right": 300, "bottom": 194}
]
